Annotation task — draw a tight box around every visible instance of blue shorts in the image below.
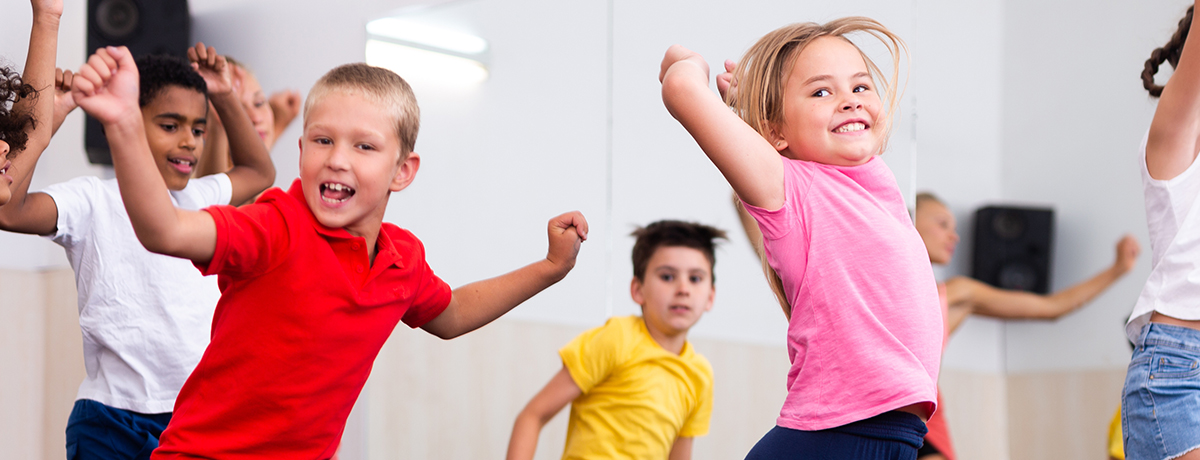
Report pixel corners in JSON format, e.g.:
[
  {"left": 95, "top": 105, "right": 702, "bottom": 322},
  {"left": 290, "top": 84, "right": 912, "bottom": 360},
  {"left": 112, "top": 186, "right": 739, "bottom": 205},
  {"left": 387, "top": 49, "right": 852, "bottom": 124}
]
[
  {"left": 65, "top": 399, "right": 172, "bottom": 460},
  {"left": 1123, "top": 323, "right": 1200, "bottom": 460},
  {"left": 745, "top": 411, "right": 927, "bottom": 460}
]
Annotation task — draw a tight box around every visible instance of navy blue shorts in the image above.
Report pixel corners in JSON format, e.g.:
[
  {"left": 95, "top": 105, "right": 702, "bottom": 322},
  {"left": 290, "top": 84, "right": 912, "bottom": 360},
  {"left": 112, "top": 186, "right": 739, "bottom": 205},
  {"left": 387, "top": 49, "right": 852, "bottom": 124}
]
[
  {"left": 65, "top": 399, "right": 172, "bottom": 460},
  {"left": 745, "top": 411, "right": 928, "bottom": 460}
]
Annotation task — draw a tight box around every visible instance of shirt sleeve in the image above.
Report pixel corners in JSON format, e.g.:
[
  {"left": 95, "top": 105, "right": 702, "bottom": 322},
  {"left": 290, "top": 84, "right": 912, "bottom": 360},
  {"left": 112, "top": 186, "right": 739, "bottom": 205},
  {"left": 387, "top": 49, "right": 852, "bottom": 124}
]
[
  {"left": 174, "top": 173, "right": 233, "bottom": 208},
  {"left": 196, "top": 201, "right": 290, "bottom": 278},
  {"left": 399, "top": 256, "right": 452, "bottom": 329},
  {"left": 558, "top": 319, "right": 627, "bottom": 394},
  {"left": 678, "top": 359, "right": 714, "bottom": 437},
  {"left": 739, "top": 159, "right": 813, "bottom": 241},
  {"left": 39, "top": 176, "right": 99, "bottom": 246}
]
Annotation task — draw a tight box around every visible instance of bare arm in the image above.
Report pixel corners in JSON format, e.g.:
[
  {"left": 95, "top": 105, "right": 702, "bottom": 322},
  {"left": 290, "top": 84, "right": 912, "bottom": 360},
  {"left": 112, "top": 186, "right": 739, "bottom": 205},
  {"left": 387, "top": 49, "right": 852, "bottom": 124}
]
[
  {"left": 194, "top": 100, "right": 230, "bottom": 178},
  {"left": 0, "top": 0, "right": 63, "bottom": 235},
  {"left": 1146, "top": 0, "right": 1200, "bottom": 180},
  {"left": 945, "top": 303, "right": 974, "bottom": 335},
  {"left": 50, "top": 68, "right": 77, "bottom": 136},
  {"left": 421, "top": 212, "right": 587, "bottom": 339},
  {"left": 506, "top": 367, "right": 582, "bottom": 460},
  {"left": 659, "top": 45, "right": 784, "bottom": 210},
  {"left": 668, "top": 437, "right": 694, "bottom": 460},
  {"left": 188, "top": 43, "right": 275, "bottom": 205},
  {"left": 72, "top": 46, "right": 217, "bottom": 263},
  {"left": 946, "top": 235, "right": 1140, "bottom": 322}
]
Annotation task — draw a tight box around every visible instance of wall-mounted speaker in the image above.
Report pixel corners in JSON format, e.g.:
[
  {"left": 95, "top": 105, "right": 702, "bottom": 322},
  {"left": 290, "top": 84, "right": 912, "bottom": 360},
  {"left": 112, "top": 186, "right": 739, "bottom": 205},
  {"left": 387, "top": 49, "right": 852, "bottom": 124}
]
[
  {"left": 971, "top": 206, "right": 1054, "bottom": 294},
  {"left": 84, "top": 0, "right": 190, "bottom": 165}
]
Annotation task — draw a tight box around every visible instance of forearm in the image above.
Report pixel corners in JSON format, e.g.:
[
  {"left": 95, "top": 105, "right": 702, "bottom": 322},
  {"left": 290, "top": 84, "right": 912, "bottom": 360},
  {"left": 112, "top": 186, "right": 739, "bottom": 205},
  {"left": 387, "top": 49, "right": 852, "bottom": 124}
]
[
  {"left": 107, "top": 117, "right": 214, "bottom": 260},
  {"left": 16, "top": 10, "right": 60, "bottom": 152},
  {"left": 432, "top": 259, "right": 567, "bottom": 339},
  {"left": 195, "top": 105, "right": 231, "bottom": 177},
  {"left": 1042, "top": 265, "right": 1125, "bottom": 318},
  {"left": 506, "top": 412, "right": 546, "bottom": 460},
  {"left": 211, "top": 92, "right": 274, "bottom": 201}
]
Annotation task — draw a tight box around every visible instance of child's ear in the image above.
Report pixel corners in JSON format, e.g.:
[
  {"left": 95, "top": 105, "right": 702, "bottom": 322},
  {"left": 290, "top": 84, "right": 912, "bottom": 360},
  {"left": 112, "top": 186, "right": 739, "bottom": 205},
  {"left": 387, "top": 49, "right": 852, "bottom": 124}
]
[
  {"left": 703, "top": 285, "right": 715, "bottom": 313},
  {"left": 766, "top": 123, "right": 788, "bottom": 152},
  {"left": 390, "top": 151, "right": 421, "bottom": 192},
  {"left": 629, "top": 277, "right": 645, "bottom": 306}
]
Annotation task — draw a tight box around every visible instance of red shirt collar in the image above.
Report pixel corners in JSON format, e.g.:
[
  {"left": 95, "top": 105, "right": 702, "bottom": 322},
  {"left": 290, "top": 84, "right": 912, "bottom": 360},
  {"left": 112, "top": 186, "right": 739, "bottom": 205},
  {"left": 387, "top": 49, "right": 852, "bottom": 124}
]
[{"left": 283, "top": 179, "right": 404, "bottom": 270}]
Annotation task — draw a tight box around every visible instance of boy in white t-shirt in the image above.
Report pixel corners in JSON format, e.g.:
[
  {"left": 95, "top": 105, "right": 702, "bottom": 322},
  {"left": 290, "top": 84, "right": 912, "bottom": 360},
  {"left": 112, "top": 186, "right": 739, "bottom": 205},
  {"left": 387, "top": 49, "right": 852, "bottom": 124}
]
[{"left": 0, "top": 43, "right": 274, "bottom": 459}]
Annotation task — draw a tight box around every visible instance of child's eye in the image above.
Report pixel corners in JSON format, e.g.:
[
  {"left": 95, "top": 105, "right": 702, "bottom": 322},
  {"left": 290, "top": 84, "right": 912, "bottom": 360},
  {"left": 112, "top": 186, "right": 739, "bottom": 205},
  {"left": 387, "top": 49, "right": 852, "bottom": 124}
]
[
  {"left": 691, "top": 275, "right": 705, "bottom": 283},
  {"left": 160, "top": 124, "right": 177, "bottom": 133},
  {"left": 315, "top": 138, "right": 333, "bottom": 145},
  {"left": 854, "top": 85, "right": 870, "bottom": 93},
  {"left": 660, "top": 273, "right": 674, "bottom": 282},
  {"left": 192, "top": 128, "right": 205, "bottom": 137},
  {"left": 357, "top": 144, "right": 375, "bottom": 151},
  {"left": 812, "top": 89, "right": 831, "bottom": 97}
]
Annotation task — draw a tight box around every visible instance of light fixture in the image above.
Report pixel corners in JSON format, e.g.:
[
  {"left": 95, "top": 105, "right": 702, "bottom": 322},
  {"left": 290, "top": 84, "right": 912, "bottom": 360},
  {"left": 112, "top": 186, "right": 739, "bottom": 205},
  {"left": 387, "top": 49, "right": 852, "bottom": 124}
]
[{"left": 365, "top": 17, "right": 489, "bottom": 86}]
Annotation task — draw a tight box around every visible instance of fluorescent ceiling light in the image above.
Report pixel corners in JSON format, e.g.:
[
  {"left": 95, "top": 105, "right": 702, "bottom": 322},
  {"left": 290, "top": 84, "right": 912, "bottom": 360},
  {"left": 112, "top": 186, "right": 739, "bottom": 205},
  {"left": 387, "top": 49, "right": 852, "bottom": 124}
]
[
  {"left": 367, "top": 18, "right": 487, "bottom": 56},
  {"left": 366, "top": 39, "right": 488, "bottom": 86},
  {"left": 365, "top": 18, "right": 489, "bottom": 86}
]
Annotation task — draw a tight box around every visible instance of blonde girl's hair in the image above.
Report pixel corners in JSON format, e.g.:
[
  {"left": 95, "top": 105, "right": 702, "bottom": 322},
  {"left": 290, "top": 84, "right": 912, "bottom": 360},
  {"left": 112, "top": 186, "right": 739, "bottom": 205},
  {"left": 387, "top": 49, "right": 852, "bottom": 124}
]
[
  {"left": 730, "top": 18, "right": 908, "bottom": 319},
  {"left": 730, "top": 17, "right": 907, "bottom": 155}
]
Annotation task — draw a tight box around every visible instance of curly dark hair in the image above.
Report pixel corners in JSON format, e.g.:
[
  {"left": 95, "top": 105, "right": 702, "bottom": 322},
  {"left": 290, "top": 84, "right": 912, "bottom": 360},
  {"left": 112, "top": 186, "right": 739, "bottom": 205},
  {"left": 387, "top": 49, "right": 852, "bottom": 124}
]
[
  {"left": 631, "top": 220, "right": 727, "bottom": 284},
  {"left": 0, "top": 65, "right": 38, "bottom": 155},
  {"left": 1143, "top": 6, "right": 1194, "bottom": 97},
  {"left": 136, "top": 54, "right": 207, "bottom": 108}
]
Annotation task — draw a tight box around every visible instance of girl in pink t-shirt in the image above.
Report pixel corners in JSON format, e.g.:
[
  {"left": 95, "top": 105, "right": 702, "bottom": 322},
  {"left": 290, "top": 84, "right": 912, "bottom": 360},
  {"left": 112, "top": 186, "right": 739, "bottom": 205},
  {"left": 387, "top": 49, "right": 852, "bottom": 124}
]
[{"left": 660, "top": 18, "right": 942, "bottom": 458}]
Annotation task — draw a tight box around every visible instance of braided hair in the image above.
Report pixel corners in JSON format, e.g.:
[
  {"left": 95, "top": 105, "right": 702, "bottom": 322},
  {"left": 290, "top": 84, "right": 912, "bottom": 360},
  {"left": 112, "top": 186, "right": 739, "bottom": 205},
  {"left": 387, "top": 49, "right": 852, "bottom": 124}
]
[
  {"left": 1143, "top": 6, "right": 1194, "bottom": 97},
  {"left": 0, "top": 64, "right": 37, "bottom": 155}
]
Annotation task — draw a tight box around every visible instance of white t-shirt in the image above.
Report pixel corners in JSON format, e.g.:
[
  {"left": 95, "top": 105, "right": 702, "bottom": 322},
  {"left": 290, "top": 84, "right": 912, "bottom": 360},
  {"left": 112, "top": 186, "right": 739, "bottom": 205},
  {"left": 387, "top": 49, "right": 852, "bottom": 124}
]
[
  {"left": 40, "top": 174, "right": 232, "bottom": 413},
  {"left": 1128, "top": 132, "right": 1200, "bottom": 341}
]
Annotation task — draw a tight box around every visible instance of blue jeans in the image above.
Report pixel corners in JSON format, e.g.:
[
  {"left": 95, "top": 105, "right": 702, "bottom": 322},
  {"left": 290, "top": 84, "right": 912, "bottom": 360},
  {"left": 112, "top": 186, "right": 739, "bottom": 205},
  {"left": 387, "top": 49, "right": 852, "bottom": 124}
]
[
  {"left": 1123, "top": 323, "right": 1200, "bottom": 460},
  {"left": 65, "top": 399, "right": 172, "bottom": 460}
]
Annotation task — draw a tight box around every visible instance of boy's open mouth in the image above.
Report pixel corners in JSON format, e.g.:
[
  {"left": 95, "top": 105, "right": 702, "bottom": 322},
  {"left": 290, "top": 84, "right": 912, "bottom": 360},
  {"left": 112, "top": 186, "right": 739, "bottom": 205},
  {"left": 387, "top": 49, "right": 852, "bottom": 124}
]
[
  {"left": 321, "top": 182, "right": 356, "bottom": 203},
  {"left": 167, "top": 157, "right": 196, "bottom": 174}
]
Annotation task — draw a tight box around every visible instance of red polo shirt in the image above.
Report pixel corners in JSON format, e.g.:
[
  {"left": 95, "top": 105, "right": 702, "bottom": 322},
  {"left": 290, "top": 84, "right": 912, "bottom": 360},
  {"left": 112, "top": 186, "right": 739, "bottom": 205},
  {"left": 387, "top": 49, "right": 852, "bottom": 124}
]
[{"left": 153, "top": 179, "right": 452, "bottom": 459}]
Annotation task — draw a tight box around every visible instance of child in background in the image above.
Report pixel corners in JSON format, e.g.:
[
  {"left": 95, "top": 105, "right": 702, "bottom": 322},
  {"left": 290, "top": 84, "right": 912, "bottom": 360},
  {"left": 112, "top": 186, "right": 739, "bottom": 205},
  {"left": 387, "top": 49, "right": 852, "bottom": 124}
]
[
  {"left": 507, "top": 220, "right": 722, "bottom": 460},
  {"left": 660, "top": 18, "right": 941, "bottom": 459},
  {"left": 196, "top": 56, "right": 301, "bottom": 181},
  {"left": 1124, "top": 3, "right": 1200, "bottom": 460},
  {"left": 70, "top": 46, "right": 588, "bottom": 459},
  {"left": 0, "top": 0, "right": 61, "bottom": 206},
  {"left": 0, "top": 42, "right": 275, "bottom": 459}
]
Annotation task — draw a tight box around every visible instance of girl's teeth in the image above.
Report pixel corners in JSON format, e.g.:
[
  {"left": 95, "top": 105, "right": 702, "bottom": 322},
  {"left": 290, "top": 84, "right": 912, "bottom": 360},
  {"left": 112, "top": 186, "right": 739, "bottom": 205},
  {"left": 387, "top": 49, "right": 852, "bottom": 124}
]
[{"left": 835, "top": 123, "right": 866, "bottom": 133}]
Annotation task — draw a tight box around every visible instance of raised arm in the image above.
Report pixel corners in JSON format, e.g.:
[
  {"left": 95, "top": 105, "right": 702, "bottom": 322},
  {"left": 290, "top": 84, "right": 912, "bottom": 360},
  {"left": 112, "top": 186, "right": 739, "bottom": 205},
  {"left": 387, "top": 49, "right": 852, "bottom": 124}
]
[
  {"left": 51, "top": 68, "right": 78, "bottom": 136},
  {"left": 0, "top": 0, "right": 63, "bottom": 234},
  {"left": 946, "top": 235, "right": 1140, "bottom": 326},
  {"left": 421, "top": 212, "right": 587, "bottom": 340},
  {"left": 72, "top": 46, "right": 217, "bottom": 263},
  {"left": 188, "top": 43, "right": 275, "bottom": 205},
  {"left": 269, "top": 89, "right": 301, "bottom": 147},
  {"left": 659, "top": 45, "right": 784, "bottom": 210},
  {"left": 1147, "top": 1, "right": 1200, "bottom": 180},
  {"left": 506, "top": 367, "right": 581, "bottom": 460}
]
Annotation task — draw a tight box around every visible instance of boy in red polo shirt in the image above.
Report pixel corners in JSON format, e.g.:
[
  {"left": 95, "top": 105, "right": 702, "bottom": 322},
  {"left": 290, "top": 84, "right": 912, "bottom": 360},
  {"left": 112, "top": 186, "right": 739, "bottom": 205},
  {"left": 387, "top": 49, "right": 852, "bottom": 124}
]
[{"left": 70, "top": 46, "right": 588, "bottom": 459}]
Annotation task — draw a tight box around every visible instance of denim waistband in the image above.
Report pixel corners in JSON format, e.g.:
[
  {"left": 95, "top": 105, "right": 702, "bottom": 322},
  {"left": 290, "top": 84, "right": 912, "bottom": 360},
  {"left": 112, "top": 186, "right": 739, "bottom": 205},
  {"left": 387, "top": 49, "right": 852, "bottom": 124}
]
[{"left": 1139, "top": 322, "right": 1200, "bottom": 352}]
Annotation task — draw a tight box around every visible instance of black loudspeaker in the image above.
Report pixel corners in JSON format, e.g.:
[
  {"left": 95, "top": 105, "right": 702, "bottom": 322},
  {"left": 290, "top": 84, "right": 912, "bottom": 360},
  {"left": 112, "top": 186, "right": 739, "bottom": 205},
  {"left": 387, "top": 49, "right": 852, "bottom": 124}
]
[
  {"left": 971, "top": 206, "right": 1054, "bottom": 294},
  {"left": 84, "top": 0, "right": 191, "bottom": 165}
]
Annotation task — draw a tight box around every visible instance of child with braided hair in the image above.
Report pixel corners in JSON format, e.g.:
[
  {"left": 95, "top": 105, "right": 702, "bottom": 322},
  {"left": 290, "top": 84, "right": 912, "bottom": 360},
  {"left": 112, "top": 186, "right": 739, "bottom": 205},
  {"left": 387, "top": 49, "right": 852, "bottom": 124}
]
[{"left": 1122, "top": 3, "right": 1200, "bottom": 460}]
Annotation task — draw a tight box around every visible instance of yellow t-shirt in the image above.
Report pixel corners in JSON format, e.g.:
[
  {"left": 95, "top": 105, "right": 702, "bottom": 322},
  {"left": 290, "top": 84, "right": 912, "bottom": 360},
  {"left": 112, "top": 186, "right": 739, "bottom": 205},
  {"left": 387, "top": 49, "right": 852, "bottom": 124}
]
[{"left": 559, "top": 315, "right": 714, "bottom": 460}]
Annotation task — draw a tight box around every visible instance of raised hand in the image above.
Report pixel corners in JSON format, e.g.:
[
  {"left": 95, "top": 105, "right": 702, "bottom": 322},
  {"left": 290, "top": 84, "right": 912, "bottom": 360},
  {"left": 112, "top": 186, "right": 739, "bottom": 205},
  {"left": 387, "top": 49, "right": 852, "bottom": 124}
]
[
  {"left": 188, "top": 42, "right": 234, "bottom": 95},
  {"left": 72, "top": 46, "right": 141, "bottom": 127},
  {"left": 31, "top": 0, "right": 63, "bottom": 18},
  {"left": 1114, "top": 234, "right": 1141, "bottom": 275},
  {"left": 659, "top": 44, "right": 709, "bottom": 84},
  {"left": 269, "top": 89, "right": 302, "bottom": 127},
  {"left": 716, "top": 59, "right": 738, "bottom": 104},
  {"left": 546, "top": 211, "right": 588, "bottom": 273}
]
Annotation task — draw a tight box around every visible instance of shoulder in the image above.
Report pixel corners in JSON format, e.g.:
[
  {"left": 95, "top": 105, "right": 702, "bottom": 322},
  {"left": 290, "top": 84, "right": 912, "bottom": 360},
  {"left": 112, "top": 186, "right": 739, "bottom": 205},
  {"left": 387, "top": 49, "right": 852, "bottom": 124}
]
[
  {"left": 41, "top": 175, "right": 109, "bottom": 197},
  {"left": 380, "top": 223, "right": 424, "bottom": 250}
]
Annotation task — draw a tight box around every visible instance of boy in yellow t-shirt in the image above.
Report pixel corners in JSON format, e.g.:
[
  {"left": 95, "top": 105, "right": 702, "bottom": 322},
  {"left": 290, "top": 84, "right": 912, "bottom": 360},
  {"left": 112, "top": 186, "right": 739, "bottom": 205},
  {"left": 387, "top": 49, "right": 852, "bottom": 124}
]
[{"left": 507, "top": 220, "right": 723, "bottom": 460}]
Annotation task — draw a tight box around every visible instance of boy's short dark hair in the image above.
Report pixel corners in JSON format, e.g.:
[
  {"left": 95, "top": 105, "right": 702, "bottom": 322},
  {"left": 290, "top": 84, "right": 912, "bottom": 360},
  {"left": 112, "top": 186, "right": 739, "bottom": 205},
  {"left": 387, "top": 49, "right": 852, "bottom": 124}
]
[
  {"left": 0, "top": 64, "right": 37, "bottom": 154},
  {"left": 136, "top": 54, "right": 207, "bottom": 108},
  {"left": 631, "top": 220, "right": 727, "bottom": 283}
]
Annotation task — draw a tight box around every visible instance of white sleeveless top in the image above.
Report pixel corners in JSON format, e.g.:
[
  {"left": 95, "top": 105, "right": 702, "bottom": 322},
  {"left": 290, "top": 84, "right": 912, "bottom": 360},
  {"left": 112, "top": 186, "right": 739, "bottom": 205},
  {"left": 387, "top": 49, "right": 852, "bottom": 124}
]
[{"left": 1128, "top": 131, "right": 1200, "bottom": 341}]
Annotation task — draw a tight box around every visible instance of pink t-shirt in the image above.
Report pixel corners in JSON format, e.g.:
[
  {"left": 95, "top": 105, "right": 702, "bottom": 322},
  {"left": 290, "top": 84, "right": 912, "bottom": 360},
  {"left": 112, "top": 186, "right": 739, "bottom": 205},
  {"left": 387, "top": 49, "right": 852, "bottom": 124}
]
[{"left": 741, "top": 156, "right": 941, "bottom": 431}]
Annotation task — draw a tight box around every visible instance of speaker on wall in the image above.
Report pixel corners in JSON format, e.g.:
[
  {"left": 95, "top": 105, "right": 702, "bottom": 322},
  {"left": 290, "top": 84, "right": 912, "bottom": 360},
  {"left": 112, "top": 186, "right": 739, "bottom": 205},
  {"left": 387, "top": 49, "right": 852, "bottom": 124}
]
[
  {"left": 85, "top": 0, "right": 191, "bottom": 165},
  {"left": 971, "top": 206, "right": 1054, "bottom": 294}
]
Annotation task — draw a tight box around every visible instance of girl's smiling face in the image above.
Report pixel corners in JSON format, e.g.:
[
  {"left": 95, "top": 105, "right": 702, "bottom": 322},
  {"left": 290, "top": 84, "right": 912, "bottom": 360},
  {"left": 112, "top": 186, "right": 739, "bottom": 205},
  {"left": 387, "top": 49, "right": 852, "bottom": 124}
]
[{"left": 773, "top": 36, "right": 884, "bottom": 166}]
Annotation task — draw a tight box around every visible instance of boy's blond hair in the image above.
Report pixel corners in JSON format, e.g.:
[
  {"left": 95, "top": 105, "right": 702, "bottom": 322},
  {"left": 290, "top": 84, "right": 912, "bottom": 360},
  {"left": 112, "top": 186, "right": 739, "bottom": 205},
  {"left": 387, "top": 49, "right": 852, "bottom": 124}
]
[{"left": 304, "top": 63, "right": 420, "bottom": 155}]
